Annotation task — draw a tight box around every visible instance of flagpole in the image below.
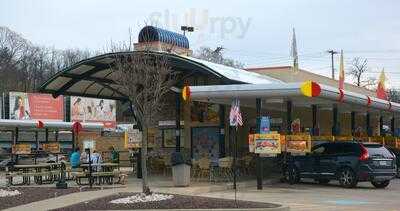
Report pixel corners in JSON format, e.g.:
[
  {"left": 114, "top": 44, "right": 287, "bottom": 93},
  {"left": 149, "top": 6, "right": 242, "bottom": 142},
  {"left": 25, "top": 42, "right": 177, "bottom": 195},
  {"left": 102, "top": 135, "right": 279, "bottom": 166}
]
[{"left": 234, "top": 125, "right": 238, "bottom": 205}]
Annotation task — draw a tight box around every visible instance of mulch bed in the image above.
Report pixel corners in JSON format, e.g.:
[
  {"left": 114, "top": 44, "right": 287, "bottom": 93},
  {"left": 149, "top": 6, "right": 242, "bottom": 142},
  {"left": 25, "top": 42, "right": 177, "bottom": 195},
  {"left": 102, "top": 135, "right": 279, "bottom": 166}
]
[
  {"left": 53, "top": 192, "right": 280, "bottom": 210},
  {"left": 0, "top": 187, "right": 103, "bottom": 210}
]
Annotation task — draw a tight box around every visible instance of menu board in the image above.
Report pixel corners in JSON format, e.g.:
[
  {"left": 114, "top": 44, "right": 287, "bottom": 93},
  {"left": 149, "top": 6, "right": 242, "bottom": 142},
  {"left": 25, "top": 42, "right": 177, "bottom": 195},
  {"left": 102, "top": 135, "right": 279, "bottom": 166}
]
[
  {"left": 125, "top": 129, "right": 142, "bottom": 149},
  {"left": 12, "top": 144, "right": 31, "bottom": 154},
  {"left": 285, "top": 134, "right": 311, "bottom": 153},
  {"left": 42, "top": 143, "right": 60, "bottom": 153},
  {"left": 253, "top": 133, "right": 281, "bottom": 154}
]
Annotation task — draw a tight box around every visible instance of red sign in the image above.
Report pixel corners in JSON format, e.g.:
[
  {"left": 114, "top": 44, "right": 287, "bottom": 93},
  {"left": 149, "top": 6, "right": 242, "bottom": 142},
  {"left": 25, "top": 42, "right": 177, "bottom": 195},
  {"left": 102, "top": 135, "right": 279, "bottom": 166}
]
[{"left": 10, "top": 92, "right": 64, "bottom": 121}]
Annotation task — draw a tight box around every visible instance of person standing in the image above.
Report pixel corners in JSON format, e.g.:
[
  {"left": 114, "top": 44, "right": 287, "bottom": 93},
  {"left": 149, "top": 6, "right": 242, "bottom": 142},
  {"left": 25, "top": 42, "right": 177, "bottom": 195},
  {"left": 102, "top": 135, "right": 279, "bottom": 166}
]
[
  {"left": 91, "top": 150, "right": 103, "bottom": 172},
  {"left": 110, "top": 146, "right": 120, "bottom": 164},
  {"left": 70, "top": 147, "right": 81, "bottom": 169}
]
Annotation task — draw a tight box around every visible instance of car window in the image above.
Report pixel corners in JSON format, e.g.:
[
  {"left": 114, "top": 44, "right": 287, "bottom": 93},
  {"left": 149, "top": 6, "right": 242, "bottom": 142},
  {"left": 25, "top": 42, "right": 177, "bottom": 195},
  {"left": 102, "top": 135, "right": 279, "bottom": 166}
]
[
  {"left": 364, "top": 144, "right": 393, "bottom": 158},
  {"left": 312, "top": 145, "right": 326, "bottom": 155},
  {"left": 334, "top": 143, "right": 358, "bottom": 155}
]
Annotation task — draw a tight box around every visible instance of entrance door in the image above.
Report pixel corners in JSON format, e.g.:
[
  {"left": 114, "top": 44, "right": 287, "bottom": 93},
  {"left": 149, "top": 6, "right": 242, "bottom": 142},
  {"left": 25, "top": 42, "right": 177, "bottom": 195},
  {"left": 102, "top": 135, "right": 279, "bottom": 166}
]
[{"left": 191, "top": 127, "right": 220, "bottom": 164}]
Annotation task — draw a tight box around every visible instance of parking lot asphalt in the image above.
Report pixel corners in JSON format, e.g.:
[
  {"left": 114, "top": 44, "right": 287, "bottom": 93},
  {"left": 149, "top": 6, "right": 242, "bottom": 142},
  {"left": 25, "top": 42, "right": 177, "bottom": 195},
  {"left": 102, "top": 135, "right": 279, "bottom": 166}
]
[{"left": 199, "top": 178, "right": 400, "bottom": 211}]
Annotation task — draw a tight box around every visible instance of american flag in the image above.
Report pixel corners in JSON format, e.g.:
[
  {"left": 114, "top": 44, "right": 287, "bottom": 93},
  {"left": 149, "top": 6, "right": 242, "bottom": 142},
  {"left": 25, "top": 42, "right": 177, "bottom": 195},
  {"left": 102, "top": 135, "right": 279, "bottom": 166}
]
[{"left": 230, "top": 98, "right": 243, "bottom": 127}]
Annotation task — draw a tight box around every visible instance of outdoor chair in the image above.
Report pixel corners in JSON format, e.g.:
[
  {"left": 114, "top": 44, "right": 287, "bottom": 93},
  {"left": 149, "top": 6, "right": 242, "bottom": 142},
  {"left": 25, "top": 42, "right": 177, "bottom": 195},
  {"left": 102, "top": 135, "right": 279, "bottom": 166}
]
[
  {"left": 196, "top": 158, "right": 211, "bottom": 182},
  {"left": 191, "top": 159, "right": 200, "bottom": 178},
  {"left": 163, "top": 154, "right": 172, "bottom": 176},
  {"left": 240, "top": 155, "right": 254, "bottom": 176},
  {"left": 217, "top": 157, "right": 234, "bottom": 182}
]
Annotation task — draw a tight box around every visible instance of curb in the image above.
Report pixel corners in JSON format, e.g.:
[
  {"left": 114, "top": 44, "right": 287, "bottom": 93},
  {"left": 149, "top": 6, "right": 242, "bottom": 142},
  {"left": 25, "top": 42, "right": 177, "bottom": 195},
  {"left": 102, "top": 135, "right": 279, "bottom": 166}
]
[{"left": 108, "top": 207, "right": 290, "bottom": 211}]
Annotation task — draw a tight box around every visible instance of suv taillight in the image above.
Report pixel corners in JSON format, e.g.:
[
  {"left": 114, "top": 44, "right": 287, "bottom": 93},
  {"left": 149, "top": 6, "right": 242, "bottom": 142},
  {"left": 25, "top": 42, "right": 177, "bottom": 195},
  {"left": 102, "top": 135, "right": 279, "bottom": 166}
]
[{"left": 359, "top": 144, "right": 369, "bottom": 161}]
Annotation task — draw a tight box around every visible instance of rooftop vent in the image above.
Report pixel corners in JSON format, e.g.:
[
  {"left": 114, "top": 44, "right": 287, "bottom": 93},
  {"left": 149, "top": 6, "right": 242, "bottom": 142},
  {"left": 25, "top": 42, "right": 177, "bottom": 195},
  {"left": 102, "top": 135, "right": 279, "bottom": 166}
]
[{"left": 138, "top": 26, "right": 189, "bottom": 49}]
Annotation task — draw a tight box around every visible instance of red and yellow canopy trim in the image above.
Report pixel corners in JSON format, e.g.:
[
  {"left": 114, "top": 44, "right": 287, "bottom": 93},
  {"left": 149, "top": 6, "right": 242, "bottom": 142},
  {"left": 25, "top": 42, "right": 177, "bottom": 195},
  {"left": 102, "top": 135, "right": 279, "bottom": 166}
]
[{"left": 300, "top": 81, "right": 321, "bottom": 97}]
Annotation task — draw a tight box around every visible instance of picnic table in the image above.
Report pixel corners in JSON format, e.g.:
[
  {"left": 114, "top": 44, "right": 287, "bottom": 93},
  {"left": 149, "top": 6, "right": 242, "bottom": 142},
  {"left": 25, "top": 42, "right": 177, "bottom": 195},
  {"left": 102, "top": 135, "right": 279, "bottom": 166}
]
[
  {"left": 7, "top": 163, "right": 62, "bottom": 186},
  {"left": 72, "top": 163, "right": 120, "bottom": 185}
]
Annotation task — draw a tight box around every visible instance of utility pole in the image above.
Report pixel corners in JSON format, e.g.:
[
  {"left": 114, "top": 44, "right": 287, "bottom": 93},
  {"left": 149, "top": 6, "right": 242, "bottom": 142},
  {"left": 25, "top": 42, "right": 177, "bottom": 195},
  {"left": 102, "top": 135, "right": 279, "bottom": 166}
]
[{"left": 327, "top": 50, "right": 338, "bottom": 79}]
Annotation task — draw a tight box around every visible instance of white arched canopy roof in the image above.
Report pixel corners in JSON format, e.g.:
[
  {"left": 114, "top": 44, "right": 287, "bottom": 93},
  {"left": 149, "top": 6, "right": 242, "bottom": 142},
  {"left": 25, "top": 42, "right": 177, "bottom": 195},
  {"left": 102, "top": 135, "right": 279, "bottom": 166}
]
[{"left": 39, "top": 51, "right": 282, "bottom": 101}]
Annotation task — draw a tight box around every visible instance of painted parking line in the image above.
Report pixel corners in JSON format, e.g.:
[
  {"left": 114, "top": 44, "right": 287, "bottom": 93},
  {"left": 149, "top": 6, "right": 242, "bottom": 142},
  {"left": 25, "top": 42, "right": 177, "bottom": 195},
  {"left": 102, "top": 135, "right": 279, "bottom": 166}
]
[{"left": 324, "top": 199, "right": 375, "bottom": 205}]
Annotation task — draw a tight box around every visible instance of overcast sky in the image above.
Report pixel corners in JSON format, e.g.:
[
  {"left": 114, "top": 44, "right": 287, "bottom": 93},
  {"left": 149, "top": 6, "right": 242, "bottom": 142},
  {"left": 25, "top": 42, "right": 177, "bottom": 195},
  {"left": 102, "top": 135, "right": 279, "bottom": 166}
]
[{"left": 1, "top": 0, "right": 400, "bottom": 87}]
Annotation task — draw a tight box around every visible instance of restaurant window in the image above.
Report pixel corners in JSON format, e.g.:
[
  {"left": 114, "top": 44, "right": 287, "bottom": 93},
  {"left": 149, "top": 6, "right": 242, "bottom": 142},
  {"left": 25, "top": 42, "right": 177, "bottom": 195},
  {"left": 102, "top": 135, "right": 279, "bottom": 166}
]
[
  {"left": 162, "top": 128, "right": 184, "bottom": 148},
  {"left": 191, "top": 102, "right": 219, "bottom": 124}
]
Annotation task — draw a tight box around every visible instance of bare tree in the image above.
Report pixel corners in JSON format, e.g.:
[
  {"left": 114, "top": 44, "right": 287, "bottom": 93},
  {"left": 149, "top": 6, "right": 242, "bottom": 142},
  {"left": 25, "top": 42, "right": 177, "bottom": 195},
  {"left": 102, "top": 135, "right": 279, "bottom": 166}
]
[
  {"left": 348, "top": 57, "right": 375, "bottom": 88},
  {"left": 0, "top": 26, "right": 94, "bottom": 93},
  {"left": 111, "top": 51, "right": 180, "bottom": 194},
  {"left": 195, "top": 46, "right": 244, "bottom": 68},
  {"left": 389, "top": 89, "right": 400, "bottom": 103}
]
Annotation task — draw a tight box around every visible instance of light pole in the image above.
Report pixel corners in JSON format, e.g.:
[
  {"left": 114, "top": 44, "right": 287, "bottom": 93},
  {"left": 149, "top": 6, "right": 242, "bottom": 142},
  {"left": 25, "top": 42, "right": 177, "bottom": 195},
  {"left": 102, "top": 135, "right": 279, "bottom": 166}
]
[
  {"left": 327, "top": 50, "right": 338, "bottom": 79},
  {"left": 180, "top": 26, "right": 194, "bottom": 36}
]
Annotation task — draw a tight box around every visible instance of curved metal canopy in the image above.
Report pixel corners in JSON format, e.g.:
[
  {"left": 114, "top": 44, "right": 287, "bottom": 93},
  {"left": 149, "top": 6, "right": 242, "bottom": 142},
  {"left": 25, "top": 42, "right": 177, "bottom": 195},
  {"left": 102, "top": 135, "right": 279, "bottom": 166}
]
[{"left": 39, "top": 51, "right": 281, "bottom": 101}]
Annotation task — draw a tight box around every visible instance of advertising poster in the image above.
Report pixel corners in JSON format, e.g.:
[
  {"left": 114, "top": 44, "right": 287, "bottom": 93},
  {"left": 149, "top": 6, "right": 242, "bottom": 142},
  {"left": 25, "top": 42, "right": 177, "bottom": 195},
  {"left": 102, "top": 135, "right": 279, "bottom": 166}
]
[
  {"left": 285, "top": 134, "right": 312, "bottom": 153},
  {"left": 254, "top": 133, "right": 281, "bottom": 154},
  {"left": 192, "top": 127, "right": 219, "bottom": 163},
  {"left": 291, "top": 118, "right": 301, "bottom": 133},
  {"left": 71, "top": 96, "right": 116, "bottom": 128},
  {"left": 259, "top": 116, "right": 271, "bottom": 134},
  {"left": 9, "top": 92, "right": 64, "bottom": 121}
]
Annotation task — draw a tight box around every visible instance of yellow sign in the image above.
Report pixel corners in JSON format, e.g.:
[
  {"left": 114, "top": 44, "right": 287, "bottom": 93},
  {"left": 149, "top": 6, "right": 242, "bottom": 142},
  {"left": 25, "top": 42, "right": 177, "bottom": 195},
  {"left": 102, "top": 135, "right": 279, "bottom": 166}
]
[
  {"left": 285, "top": 134, "right": 312, "bottom": 153},
  {"left": 253, "top": 133, "right": 281, "bottom": 154},
  {"left": 12, "top": 144, "right": 31, "bottom": 155},
  {"left": 42, "top": 143, "right": 60, "bottom": 153}
]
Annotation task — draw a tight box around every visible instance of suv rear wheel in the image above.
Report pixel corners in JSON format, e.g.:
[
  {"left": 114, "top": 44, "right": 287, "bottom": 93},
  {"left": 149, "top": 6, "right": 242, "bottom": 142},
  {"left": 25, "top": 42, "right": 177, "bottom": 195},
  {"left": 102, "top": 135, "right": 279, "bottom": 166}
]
[
  {"left": 338, "top": 168, "right": 358, "bottom": 188},
  {"left": 371, "top": 180, "right": 390, "bottom": 188},
  {"left": 284, "top": 166, "right": 300, "bottom": 184}
]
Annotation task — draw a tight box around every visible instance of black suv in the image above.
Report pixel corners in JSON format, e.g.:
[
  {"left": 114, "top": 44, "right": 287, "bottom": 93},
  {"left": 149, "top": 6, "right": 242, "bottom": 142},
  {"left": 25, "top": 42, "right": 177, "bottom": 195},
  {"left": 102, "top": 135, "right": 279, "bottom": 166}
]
[{"left": 285, "top": 142, "right": 396, "bottom": 188}]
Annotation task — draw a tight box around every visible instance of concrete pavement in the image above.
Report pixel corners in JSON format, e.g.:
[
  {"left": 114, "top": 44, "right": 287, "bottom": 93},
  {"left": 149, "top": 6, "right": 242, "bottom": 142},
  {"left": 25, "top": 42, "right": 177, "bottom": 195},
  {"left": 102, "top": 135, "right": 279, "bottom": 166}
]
[
  {"left": 5, "top": 175, "right": 400, "bottom": 210},
  {"left": 3, "top": 176, "right": 277, "bottom": 210},
  {"left": 199, "top": 178, "right": 400, "bottom": 211}
]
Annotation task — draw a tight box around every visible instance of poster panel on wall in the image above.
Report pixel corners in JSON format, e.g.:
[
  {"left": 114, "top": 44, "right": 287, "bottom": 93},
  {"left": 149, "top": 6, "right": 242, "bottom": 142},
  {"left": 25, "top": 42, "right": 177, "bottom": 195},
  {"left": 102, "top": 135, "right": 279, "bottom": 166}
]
[
  {"left": 285, "top": 134, "right": 312, "bottom": 153},
  {"left": 70, "top": 96, "right": 116, "bottom": 128},
  {"left": 254, "top": 133, "right": 281, "bottom": 154},
  {"left": 9, "top": 92, "right": 64, "bottom": 121}
]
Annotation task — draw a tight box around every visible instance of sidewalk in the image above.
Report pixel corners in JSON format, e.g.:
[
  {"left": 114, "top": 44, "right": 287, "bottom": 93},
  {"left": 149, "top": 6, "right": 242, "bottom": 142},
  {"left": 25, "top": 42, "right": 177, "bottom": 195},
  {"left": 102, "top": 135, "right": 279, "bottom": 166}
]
[{"left": 4, "top": 176, "right": 281, "bottom": 211}]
